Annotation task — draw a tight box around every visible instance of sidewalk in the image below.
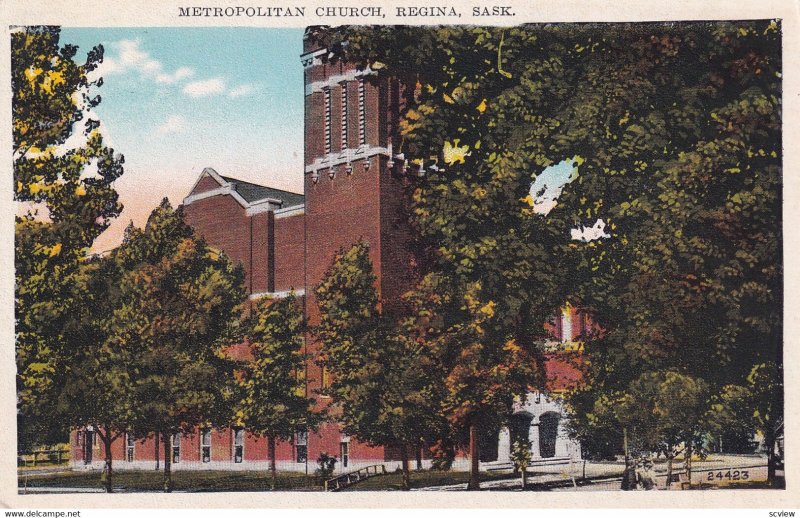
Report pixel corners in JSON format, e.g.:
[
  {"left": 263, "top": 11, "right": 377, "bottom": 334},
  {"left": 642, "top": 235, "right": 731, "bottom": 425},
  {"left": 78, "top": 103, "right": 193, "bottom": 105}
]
[{"left": 412, "top": 454, "right": 767, "bottom": 491}]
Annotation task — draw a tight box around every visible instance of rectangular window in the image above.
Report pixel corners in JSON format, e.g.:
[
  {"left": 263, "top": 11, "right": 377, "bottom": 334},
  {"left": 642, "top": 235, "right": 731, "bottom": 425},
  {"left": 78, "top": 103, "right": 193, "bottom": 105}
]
[
  {"left": 340, "top": 441, "right": 349, "bottom": 468},
  {"left": 233, "top": 428, "right": 244, "bottom": 463},
  {"left": 83, "top": 431, "right": 93, "bottom": 464},
  {"left": 171, "top": 433, "right": 181, "bottom": 464},
  {"left": 201, "top": 429, "right": 212, "bottom": 463},
  {"left": 340, "top": 81, "right": 348, "bottom": 151},
  {"left": 561, "top": 309, "right": 572, "bottom": 343},
  {"left": 324, "top": 87, "right": 332, "bottom": 155},
  {"left": 296, "top": 430, "right": 308, "bottom": 463},
  {"left": 126, "top": 434, "right": 135, "bottom": 463},
  {"left": 358, "top": 79, "right": 366, "bottom": 146}
]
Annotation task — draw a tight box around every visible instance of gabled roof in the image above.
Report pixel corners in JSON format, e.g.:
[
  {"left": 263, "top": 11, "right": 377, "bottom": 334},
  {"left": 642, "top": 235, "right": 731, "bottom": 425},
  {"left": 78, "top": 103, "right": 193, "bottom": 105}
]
[
  {"left": 220, "top": 175, "right": 305, "bottom": 207},
  {"left": 184, "top": 167, "right": 304, "bottom": 213}
]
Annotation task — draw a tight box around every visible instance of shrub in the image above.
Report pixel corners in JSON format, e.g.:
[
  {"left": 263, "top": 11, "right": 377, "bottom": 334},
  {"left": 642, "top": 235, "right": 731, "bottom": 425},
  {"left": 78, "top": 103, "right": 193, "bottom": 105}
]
[{"left": 315, "top": 452, "right": 337, "bottom": 479}]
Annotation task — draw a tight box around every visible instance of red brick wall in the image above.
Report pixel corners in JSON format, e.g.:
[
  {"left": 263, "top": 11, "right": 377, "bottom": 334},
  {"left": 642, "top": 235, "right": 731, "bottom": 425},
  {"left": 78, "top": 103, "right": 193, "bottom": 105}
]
[
  {"left": 192, "top": 174, "right": 223, "bottom": 194},
  {"left": 273, "top": 212, "right": 305, "bottom": 292},
  {"left": 183, "top": 194, "right": 255, "bottom": 294},
  {"left": 250, "top": 212, "right": 271, "bottom": 294}
]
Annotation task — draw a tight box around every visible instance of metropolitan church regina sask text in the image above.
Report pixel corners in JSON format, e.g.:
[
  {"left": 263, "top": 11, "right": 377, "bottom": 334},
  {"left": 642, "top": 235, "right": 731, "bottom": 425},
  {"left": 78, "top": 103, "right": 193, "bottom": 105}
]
[{"left": 70, "top": 28, "right": 586, "bottom": 474}]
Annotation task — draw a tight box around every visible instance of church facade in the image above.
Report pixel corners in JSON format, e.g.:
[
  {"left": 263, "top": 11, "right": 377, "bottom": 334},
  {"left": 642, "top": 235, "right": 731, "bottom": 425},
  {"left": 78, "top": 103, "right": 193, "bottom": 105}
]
[{"left": 70, "top": 29, "right": 584, "bottom": 473}]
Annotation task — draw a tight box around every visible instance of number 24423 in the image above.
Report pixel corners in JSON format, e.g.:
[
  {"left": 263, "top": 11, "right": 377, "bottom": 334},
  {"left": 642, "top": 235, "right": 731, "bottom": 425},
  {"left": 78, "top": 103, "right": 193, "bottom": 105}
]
[{"left": 706, "top": 470, "right": 749, "bottom": 481}]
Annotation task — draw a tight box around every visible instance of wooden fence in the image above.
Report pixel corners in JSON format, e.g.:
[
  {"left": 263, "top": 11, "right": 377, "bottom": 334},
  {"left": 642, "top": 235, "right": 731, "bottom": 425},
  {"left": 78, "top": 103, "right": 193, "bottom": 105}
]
[
  {"left": 325, "top": 464, "right": 387, "bottom": 491},
  {"left": 17, "top": 449, "right": 70, "bottom": 467}
]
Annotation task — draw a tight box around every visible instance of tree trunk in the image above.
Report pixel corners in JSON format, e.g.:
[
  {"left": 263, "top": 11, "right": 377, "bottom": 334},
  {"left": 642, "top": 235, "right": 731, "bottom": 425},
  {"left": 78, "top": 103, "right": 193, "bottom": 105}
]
[
  {"left": 621, "top": 427, "right": 631, "bottom": 490},
  {"left": 400, "top": 443, "right": 411, "bottom": 490},
  {"left": 268, "top": 435, "right": 277, "bottom": 490},
  {"left": 415, "top": 441, "right": 423, "bottom": 471},
  {"left": 521, "top": 468, "right": 527, "bottom": 490},
  {"left": 467, "top": 422, "right": 480, "bottom": 490},
  {"left": 154, "top": 431, "right": 160, "bottom": 471},
  {"left": 684, "top": 441, "right": 692, "bottom": 490},
  {"left": 666, "top": 454, "right": 674, "bottom": 489},
  {"left": 99, "top": 428, "right": 114, "bottom": 493},
  {"left": 162, "top": 431, "right": 172, "bottom": 493},
  {"left": 765, "top": 427, "right": 777, "bottom": 486}
]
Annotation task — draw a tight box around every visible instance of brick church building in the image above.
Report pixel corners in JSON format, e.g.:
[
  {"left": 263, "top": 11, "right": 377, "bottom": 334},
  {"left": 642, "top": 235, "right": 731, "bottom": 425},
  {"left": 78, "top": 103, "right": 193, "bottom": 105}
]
[{"left": 70, "top": 28, "right": 584, "bottom": 474}]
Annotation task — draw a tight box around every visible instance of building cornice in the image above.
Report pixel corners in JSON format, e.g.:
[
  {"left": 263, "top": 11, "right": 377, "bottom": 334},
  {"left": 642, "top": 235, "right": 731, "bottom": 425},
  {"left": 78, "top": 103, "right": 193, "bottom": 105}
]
[
  {"left": 305, "top": 66, "right": 377, "bottom": 95},
  {"left": 304, "top": 145, "right": 388, "bottom": 175},
  {"left": 300, "top": 48, "right": 327, "bottom": 68},
  {"left": 274, "top": 204, "right": 305, "bottom": 219},
  {"left": 245, "top": 197, "right": 284, "bottom": 216}
]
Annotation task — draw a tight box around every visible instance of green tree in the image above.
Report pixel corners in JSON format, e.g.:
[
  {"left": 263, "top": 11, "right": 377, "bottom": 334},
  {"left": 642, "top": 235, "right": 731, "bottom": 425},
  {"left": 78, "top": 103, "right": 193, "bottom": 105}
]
[
  {"left": 404, "top": 272, "right": 544, "bottom": 490},
  {"left": 109, "top": 200, "right": 246, "bottom": 492},
  {"left": 586, "top": 371, "right": 711, "bottom": 488},
  {"left": 14, "top": 26, "right": 124, "bottom": 448},
  {"left": 510, "top": 438, "right": 532, "bottom": 489},
  {"left": 713, "top": 362, "right": 783, "bottom": 485},
  {"left": 315, "top": 242, "right": 445, "bottom": 490},
  {"left": 236, "top": 293, "right": 320, "bottom": 490},
  {"left": 564, "top": 21, "right": 781, "bottom": 482},
  {"left": 317, "top": 22, "right": 781, "bottom": 487},
  {"left": 313, "top": 26, "right": 578, "bottom": 490},
  {"left": 57, "top": 256, "right": 135, "bottom": 492}
]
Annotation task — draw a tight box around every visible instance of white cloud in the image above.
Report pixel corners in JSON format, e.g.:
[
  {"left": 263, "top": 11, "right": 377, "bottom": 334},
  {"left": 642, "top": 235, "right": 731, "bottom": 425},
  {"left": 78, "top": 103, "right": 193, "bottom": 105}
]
[
  {"left": 99, "top": 39, "right": 251, "bottom": 99},
  {"left": 156, "top": 67, "right": 195, "bottom": 84},
  {"left": 157, "top": 115, "right": 187, "bottom": 134},
  {"left": 183, "top": 77, "right": 227, "bottom": 97},
  {"left": 100, "top": 39, "right": 195, "bottom": 88},
  {"left": 571, "top": 219, "right": 611, "bottom": 243},
  {"left": 101, "top": 39, "right": 161, "bottom": 76},
  {"left": 97, "top": 55, "right": 122, "bottom": 76},
  {"left": 228, "top": 84, "right": 256, "bottom": 98}
]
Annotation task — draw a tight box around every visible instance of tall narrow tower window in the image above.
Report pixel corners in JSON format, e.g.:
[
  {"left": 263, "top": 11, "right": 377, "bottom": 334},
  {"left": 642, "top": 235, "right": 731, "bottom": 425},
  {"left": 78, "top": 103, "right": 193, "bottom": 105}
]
[
  {"left": 561, "top": 308, "right": 572, "bottom": 343},
  {"left": 324, "top": 87, "right": 332, "bottom": 155},
  {"left": 358, "top": 79, "right": 366, "bottom": 146},
  {"left": 340, "top": 82, "right": 348, "bottom": 151}
]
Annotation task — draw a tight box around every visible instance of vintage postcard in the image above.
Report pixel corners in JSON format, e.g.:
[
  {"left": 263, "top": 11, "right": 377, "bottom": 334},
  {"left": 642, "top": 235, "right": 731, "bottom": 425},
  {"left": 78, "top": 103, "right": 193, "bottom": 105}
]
[{"left": 1, "top": 0, "right": 798, "bottom": 510}]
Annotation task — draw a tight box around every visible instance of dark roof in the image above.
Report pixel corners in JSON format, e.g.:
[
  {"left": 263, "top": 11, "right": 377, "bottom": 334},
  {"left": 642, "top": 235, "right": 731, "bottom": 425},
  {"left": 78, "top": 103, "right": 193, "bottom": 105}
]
[{"left": 220, "top": 175, "right": 304, "bottom": 207}]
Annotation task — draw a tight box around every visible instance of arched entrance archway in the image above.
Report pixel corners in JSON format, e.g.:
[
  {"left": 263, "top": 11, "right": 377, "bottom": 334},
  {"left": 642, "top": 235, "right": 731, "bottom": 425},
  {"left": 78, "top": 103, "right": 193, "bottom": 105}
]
[
  {"left": 479, "top": 425, "right": 501, "bottom": 462},
  {"left": 539, "top": 412, "right": 561, "bottom": 458},
  {"left": 509, "top": 412, "right": 534, "bottom": 447}
]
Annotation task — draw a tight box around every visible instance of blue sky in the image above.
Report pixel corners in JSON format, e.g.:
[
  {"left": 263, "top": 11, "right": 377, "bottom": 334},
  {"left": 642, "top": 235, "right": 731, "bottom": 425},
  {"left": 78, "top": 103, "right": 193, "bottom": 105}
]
[{"left": 59, "top": 27, "right": 305, "bottom": 251}]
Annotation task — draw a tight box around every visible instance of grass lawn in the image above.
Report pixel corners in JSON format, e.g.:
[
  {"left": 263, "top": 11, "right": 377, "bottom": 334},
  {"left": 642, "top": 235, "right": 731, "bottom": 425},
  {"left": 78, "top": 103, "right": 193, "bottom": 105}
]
[
  {"left": 345, "top": 469, "right": 514, "bottom": 491},
  {"left": 19, "top": 469, "right": 322, "bottom": 492}
]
